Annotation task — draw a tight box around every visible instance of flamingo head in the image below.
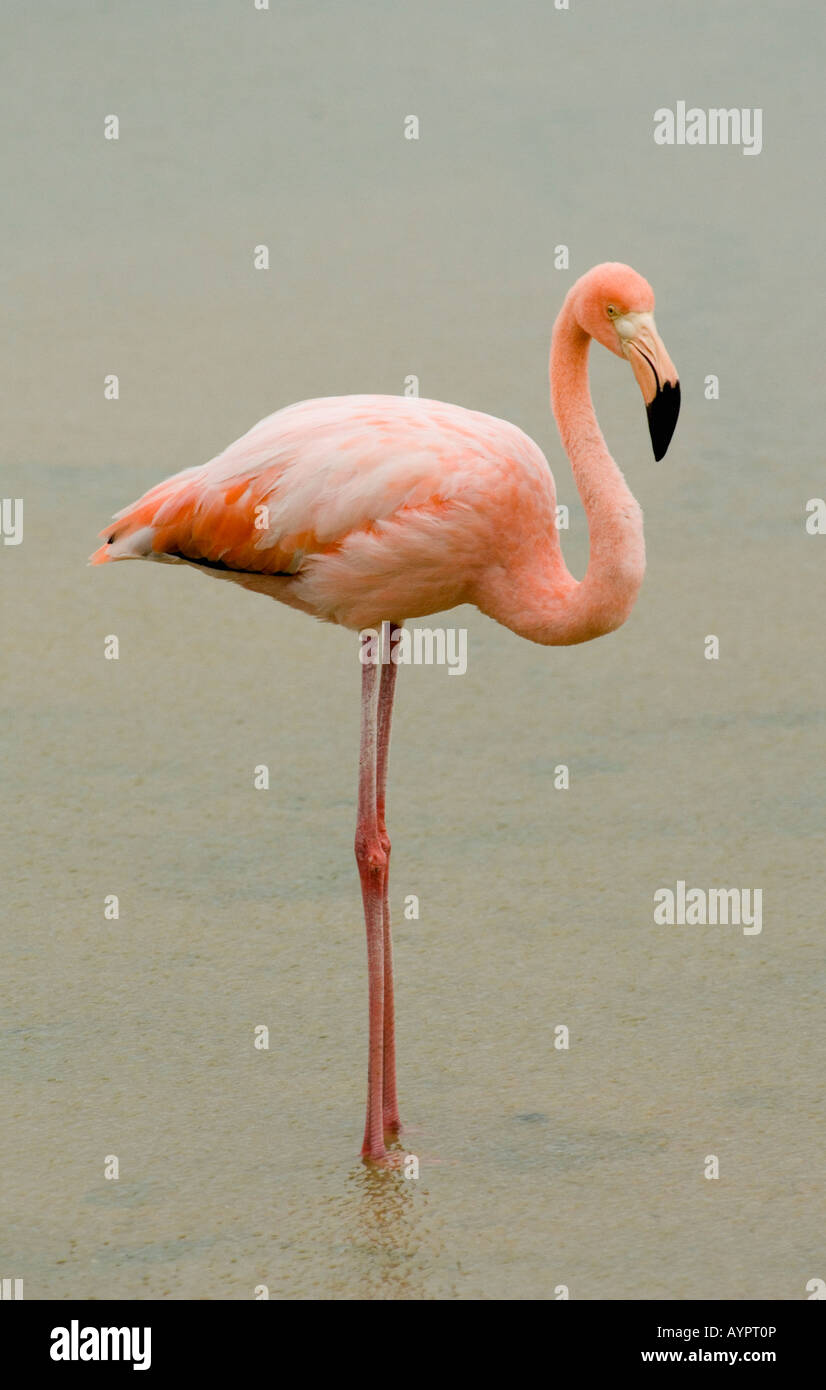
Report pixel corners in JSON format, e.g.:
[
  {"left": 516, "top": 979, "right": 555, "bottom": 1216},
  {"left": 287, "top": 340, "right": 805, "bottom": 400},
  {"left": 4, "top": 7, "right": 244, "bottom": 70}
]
[{"left": 571, "top": 262, "right": 680, "bottom": 461}]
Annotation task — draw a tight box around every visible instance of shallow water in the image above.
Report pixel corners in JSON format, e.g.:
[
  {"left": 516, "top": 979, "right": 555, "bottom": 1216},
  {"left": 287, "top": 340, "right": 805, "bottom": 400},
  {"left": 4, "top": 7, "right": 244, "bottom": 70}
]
[{"left": 1, "top": 0, "right": 823, "bottom": 1299}]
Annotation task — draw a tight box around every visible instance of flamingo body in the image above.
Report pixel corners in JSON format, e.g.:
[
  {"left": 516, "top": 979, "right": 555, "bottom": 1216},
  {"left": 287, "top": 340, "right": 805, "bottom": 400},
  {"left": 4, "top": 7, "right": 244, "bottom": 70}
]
[
  {"left": 91, "top": 394, "right": 561, "bottom": 633},
  {"left": 91, "top": 264, "right": 680, "bottom": 1161}
]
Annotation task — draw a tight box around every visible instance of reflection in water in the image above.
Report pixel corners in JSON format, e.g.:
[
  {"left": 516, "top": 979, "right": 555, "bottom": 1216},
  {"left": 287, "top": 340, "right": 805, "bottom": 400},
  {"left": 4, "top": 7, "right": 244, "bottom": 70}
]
[{"left": 337, "top": 1162, "right": 424, "bottom": 1300}]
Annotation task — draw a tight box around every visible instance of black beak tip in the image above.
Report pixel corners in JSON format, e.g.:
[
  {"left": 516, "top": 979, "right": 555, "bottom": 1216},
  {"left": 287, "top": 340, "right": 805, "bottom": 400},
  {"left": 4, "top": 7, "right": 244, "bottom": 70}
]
[{"left": 647, "top": 379, "right": 681, "bottom": 461}]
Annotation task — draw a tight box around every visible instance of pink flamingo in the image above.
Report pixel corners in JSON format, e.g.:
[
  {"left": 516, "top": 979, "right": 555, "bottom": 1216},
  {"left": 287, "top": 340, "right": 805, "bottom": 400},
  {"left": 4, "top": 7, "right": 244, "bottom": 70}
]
[{"left": 90, "top": 263, "right": 679, "bottom": 1163}]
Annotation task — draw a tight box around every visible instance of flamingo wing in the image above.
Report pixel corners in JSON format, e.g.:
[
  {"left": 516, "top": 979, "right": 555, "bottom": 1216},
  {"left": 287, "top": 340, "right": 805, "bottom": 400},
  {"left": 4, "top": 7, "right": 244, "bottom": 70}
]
[{"left": 89, "top": 394, "right": 558, "bottom": 627}]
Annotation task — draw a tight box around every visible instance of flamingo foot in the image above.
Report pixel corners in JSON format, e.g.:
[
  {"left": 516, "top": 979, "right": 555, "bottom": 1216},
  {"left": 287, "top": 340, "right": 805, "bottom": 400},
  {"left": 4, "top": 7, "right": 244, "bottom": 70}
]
[
  {"left": 360, "top": 1129, "right": 412, "bottom": 1168},
  {"left": 361, "top": 1147, "right": 408, "bottom": 1170},
  {"left": 361, "top": 1145, "right": 447, "bottom": 1171}
]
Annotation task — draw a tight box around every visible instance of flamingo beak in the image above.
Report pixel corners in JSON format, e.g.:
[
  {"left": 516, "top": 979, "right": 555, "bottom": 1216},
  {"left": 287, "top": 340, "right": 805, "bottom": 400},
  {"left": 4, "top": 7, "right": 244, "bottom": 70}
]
[{"left": 616, "top": 312, "right": 680, "bottom": 461}]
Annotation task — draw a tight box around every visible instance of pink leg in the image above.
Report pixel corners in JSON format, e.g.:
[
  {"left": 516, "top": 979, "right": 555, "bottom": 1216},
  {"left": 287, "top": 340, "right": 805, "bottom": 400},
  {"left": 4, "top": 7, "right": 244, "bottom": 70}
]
[
  {"left": 376, "top": 625, "right": 401, "bottom": 1136},
  {"left": 356, "top": 653, "right": 388, "bottom": 1160}
]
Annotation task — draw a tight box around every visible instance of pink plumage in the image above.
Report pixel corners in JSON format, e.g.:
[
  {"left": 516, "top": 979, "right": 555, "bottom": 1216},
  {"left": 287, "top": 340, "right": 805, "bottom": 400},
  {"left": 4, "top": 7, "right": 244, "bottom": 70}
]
[
  {"left": 91, "top": 263, "right": 680, "bottom": 1162},
  {"left": 91, "top": 393, "right": 564, "bottom": 633}
]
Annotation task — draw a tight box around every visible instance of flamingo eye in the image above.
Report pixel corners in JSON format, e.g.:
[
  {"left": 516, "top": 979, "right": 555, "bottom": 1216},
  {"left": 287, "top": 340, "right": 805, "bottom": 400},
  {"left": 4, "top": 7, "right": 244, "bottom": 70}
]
[{"left": 606, "top": 304, "right": 618, "bottom": 317}]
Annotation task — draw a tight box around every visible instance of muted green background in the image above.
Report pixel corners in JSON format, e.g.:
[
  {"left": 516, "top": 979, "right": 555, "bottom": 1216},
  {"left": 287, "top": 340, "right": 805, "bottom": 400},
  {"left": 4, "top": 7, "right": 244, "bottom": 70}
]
[{"left": 1, "top": 0, "right": 823, "bottom": 1298}]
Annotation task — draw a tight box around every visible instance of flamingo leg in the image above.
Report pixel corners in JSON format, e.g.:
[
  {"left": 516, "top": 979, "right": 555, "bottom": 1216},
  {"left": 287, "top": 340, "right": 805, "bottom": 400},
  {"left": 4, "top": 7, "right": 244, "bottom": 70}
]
[
  {"left": 356, "top": 650, "right": 388, "bottom": 1160},
  {"left": 376, "top": 624, "right": 401, "bottom": 1136}
]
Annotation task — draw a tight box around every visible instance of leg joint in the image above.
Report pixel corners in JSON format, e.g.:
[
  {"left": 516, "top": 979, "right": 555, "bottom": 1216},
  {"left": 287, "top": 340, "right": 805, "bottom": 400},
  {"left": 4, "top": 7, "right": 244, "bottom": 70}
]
[{"left": 355, "top": 833, "right": 388, "bottom": 874}]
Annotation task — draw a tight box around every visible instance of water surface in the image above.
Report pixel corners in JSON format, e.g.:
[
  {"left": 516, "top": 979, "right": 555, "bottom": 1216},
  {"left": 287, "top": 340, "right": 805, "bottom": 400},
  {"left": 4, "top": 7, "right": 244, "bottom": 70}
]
[{"left": 1, "top": 0, "right": 823, "bottom": 1299}]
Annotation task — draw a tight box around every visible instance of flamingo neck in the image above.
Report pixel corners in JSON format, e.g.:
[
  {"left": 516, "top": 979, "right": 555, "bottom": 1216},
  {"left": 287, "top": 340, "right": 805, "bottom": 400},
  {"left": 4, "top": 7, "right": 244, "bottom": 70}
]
[{"left": 530, "top": 299, "right": 647, "bottom": 646}]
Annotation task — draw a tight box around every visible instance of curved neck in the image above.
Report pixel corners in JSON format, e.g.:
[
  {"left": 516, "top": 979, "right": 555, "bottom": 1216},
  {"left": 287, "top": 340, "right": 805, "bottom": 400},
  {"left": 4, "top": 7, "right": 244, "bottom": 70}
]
[
  {"left": 539, "top": 299, "right": 646, "bottom": 644},
  {"left": 474, "top": 299, "right": 647, "bottom": 646}
]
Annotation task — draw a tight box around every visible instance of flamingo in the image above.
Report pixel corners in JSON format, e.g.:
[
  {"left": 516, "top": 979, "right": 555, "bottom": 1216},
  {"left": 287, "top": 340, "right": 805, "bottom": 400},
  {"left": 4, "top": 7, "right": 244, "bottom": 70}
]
[{"left": 90, "top": 262, "right": 679, "bottom": 1164}]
